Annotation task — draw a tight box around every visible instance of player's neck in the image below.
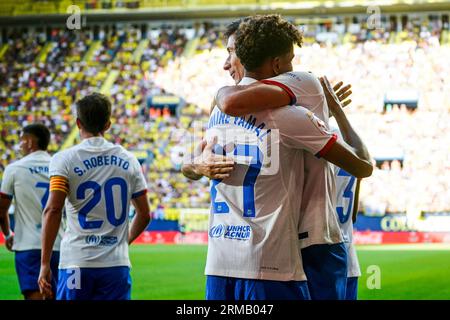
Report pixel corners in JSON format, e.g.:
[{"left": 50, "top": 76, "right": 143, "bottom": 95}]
[
  {"left": 80, "top": 131, "right": 104, "bottom": 140},
  {"left": 23, "top": 148, "right": 41, "bottom": 156},
  {"left": 244, "top": 69, "right": 275, "bottom": 81}
]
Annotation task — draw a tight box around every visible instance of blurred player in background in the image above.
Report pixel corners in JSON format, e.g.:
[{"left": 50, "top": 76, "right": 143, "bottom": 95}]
[
  {"left": 38, "top": 93, "right": 151, "bottom": 300},
  {"left": 0, "top": 124, "right": 63, "bottom": 300},
  {"left": 214, "top": 14, "right": 372, "bottom": 299},
  {"left": 333, "top": 128, "right": 362, "bottom": 300}
]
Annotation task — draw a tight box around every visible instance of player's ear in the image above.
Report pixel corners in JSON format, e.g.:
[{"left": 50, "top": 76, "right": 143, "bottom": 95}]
[
  {"left": 76, "top": 118, "right": 82, "bottom": 129},
  {"left": 103, "top": 120, "right": 111, "bottom": 132},
  {"left": 272, "top": 56, "right": 281, "bottom": 76},
  {"left": 27, "top": 136, "right": 33, "bottom": 149}
]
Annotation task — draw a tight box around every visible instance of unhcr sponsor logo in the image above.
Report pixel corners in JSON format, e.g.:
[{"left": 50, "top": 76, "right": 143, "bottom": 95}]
[
  {"left": 209, "top": 224, "right": 225, "bottom": 238},
  {"left": 209, "top": 224, "right": 251, "bottom": 240},
  {"left": 85, "top": 235, "right": 118, "bottom": 246},
  {"left": 85, "top": 234, "right": 101, "bottom": 245},
  {"left": 224, "top": 225, "right": 251, "bottom": 240}
]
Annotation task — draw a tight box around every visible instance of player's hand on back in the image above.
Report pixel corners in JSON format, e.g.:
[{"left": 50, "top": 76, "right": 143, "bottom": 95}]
[
  {"left": 320, "top": 76, "right": 352, "bottom": 116},
  {"left": 38, "top": 264, "right": 53, "bottom": 300},
  {"left": 193, "top": 136, "right": 235, "bottom": 180}
]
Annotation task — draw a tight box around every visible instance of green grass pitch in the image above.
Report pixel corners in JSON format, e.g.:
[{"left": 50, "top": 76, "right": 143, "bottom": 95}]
[{"left": 1, "top": 243, "right": 449, "bottom": 300}]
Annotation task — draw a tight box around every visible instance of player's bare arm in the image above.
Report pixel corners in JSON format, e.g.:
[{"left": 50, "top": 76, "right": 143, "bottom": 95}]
[
  {"left": 39, "top": 189, "right": 66, "bottom": 299},
  {"left": 216, "top": 82, "right": 290, "bottom": 116},
  {"left": 352, "top": 179, "right": 361, "bottom": 223},
  {"left": 216, "top": 79, "right": 352, "bottom": 117},
  {"left": 181, "top": 137, "right": 235, "bottom": 181},
  {"left": 319, "top": 76, "right": 373, "bottom": 178},
  {"left": 182, "top": 99, "right": 236, "bottom": 181},
  {"left": 129, "top": 194, "right": 151, "bottom": 244},
  {"left": 0, "top": 197, "right": 13, "bottom": 251},
  {"left": 182, "top": 139, "right": 208, "bottom": 180}
]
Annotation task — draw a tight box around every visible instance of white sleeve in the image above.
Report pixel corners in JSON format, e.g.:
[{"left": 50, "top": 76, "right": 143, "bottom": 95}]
[
  {"left": 49, "top": 152, "right": 70, "bottom": 179},
  {"left": 261, "top": 71, "right": 322, "bottom": 105},
  {"left": 0, "top": 165, "right": 15, "bottom": 199},
  {"left": 130, "top": 156, "right": 148, "bottom": 199},
  {"left": 275, "top": 106, "right": 337, "bottom": 157}
]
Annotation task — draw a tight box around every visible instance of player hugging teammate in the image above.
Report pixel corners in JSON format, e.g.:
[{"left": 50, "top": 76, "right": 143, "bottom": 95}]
[{"left": 183, "top": 14, "right": 373, "bottom": 300}]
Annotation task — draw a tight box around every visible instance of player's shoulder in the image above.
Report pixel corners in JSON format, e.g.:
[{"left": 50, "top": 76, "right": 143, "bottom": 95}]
[
  {"left": 51, "top": 148, "right": 71, "bottom": 160},
  {"left": 114, "top": 144, "right": 139, "bottom": 163},
  {"left": 3, "top": 156, "right": 31, "bottom": 178},
  {"left": 266, "top": 70, "right": 318, "bottom": 83},
  {"left": 287, "top": 71, "right": 322, "bottom": 91},
  {"left": 264, "top": 71, "right": 322, "bottom": 95},
  {"left": 290, "top": 70, "right": 319, "bottom": 81},
  {"left": 4, "top": 153, "right": 33, "bottom": 171},
  {"left": 3, "top": 160, "right": 19, "bottom": 176},
  {"left": 50, "top": 145, "right": 78, "bottom": 165}
]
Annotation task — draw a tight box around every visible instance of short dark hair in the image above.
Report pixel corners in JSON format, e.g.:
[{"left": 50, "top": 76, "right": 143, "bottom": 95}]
[
  {"left": 76, "top": 93, "right": 112, "bottom": 135},
  {"left": 235, "top": 14, "right": 303, "bottom": 71},
  {"left": 224, "top": 17, "right": 250, "bottom": 40},
  {"left": 22, "top": 123, "right": 50, "bottom": 150}
]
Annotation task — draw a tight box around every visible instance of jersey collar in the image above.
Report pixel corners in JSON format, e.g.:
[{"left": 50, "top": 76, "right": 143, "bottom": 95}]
[
  {"left": 81, "top": 136, "right": 111, "bottom": 148},
  {"left": 22, "top": 150, "right": 50, "bottom": 160},
  {"left": 239, "top": 77, "right": 257, "bottom": 85}
]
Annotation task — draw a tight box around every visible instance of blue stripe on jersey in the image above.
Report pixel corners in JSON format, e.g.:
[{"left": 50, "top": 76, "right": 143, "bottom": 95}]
[{"left": 131, "top": 189, "right": 147, "bottom": 199}]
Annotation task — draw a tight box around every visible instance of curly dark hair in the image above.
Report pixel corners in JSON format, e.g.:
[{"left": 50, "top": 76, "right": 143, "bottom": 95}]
[
  {"left": 224, "top": 17, "right": 251, "bottom": 40},
  {"left": 235, "top": 14, "right": 303, "bottom": 71}
]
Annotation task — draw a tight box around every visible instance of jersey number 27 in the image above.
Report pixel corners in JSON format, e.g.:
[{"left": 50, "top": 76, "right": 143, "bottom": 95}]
[{"left": 211, "top": 144, "right": 263, "bottom": 218}]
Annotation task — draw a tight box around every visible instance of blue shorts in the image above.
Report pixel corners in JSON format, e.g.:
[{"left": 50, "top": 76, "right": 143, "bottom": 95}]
[
  {"left": 15, "top": 250, "right": 60, "bottom": 295},
  {"left": 205, "top": 275, "right": 311, "bottom": 300},
  {"left": 301, "top": 243, "right": 348, "bottom": 300},
  {"left": 346, "top": 277, "right": 358, "bottom": 300},
  {"left": 57, "top": 266, "right": 131, "bottom": 300}
]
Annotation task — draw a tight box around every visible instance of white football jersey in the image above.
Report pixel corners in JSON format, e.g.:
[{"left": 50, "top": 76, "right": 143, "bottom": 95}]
[
  {"left": 262, "top": 71, "right": 343, "bottom": 248},
  {"left": 204, "top": 77, "right": 337, "bottom": 281},
  {"left": 333, "top": 129, "right": 361, "bottom": 277},
  {"left": 49, "top": 137, "right": 147, "bottom": 268},
  {"left": 0, "top": 151, "right": 64, "bottom": 251}
]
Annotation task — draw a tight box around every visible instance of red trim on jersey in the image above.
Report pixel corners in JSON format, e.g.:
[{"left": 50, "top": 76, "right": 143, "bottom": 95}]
[
  {"left": 260, "top": 79, "right": 297, "bottom": 105},
  {"left": 0, "top": 192, "right": 13, "bottom": 200},
  {"left": 315, "top": 133, "right": 337, "bottom": 158}
]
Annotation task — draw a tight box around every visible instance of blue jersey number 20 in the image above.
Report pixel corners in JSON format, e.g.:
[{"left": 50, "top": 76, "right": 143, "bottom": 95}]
[
  {"left": 211, "top": 144, "right": 263, "bottom": 218},
  {"left": 336, "top": 168, "right": 355, "bottom": 224},
  {"left": 76, "top": 177, "right": 128, "bottom": 229}
]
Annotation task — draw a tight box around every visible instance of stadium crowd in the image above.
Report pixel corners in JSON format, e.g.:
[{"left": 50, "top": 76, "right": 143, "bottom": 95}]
[
  {"left": 153, "top": 22, "right": 450, "bottom": 214},
  {"left": 1, "top": 20, "right": 448, "bottom": 218}
]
